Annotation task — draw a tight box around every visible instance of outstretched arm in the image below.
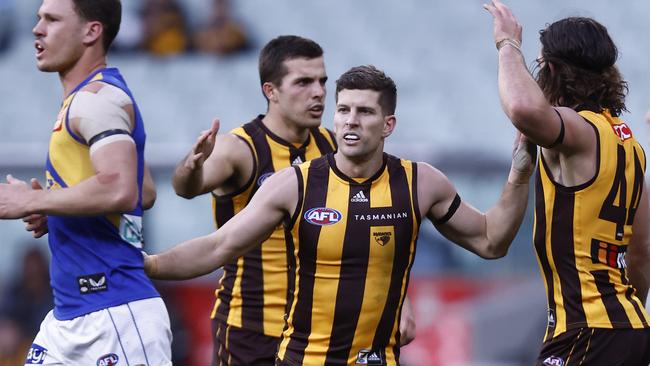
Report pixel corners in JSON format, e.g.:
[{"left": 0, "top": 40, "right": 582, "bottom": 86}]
[
  {"left": 422, "top": 133, "right": 535, "bottom": 258},
  {"left": 146, "top": 167, "right": 299, "bottom": 280},
  {"left": 627, "top": 182, "right": 650, "bottom": 306}
]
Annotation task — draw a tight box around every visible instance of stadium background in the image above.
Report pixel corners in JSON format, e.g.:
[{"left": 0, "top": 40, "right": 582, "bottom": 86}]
[{"left": 0, "top": 0, "right": 649, "bottom": 365}]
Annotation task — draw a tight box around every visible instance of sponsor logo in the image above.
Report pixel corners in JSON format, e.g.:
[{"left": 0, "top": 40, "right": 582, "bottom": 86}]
[
  {"left": 304, "top": 207, "right": 342, "bottom": 226},
  {"left": 547, "top": 308, "right": 556, "bottom": 328},
  {"left": 292, "top": 156, "right": 303, "bottom": 166},
  {"left": 543, "top": 356, "right": 564, "bottom": 366},
  {"left": 612, "top": 123, "right": 633, "bottom": 141},
  {"left": 97, "top": 353, "right": 119, "bottom": 366},
  {"left": 26, "top": 344, "right": 47, "bottom": 364},
  {"left": 78, "top": 273, "right": 108, "bottom": 294},
  {"left": 354, "top": 212, "right": 408, "bottom": 221},
  {"left": 257, "top": 172, "right": 274, "bottom": 186},
  {"left": 351, "top": 190, "right": 369, "bottom": 203},
  {"left": 373, "top": 231, "right": 392, "bottom": 246},
  {"left": 355, "top": 349, "right": 383, "bottom": 365},
  {"left": 120, "top": 214, "right": 143, "bottom": 248},
  {"left": 591, "top": 239, "right": 627, "bottom": 269}
]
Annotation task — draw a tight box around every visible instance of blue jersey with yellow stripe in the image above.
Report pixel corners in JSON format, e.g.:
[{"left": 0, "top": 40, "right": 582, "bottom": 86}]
[{"left": 45, "top": 68, "right": 159, "bottom": 320}]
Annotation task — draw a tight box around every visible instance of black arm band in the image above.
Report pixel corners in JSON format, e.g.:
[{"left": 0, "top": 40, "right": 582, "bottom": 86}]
[
  {"left": 547, "top": 109, "right": 565, "bottom": 148},
  {"left": 434, "top": 193, "right": 461, "bottom": 225},
  {"left": 88, "top": 129, "right": 130, "bottom": 146}
]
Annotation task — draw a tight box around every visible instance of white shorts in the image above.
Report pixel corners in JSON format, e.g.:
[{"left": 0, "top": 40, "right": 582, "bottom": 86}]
[{"left": 25, "top": 297, "right": 172, "bottom": 366}]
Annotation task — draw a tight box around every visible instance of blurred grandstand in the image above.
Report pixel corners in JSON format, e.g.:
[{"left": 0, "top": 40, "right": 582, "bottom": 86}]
[{"left": 1, "top": 1, "right": 649, "bottom": 365}]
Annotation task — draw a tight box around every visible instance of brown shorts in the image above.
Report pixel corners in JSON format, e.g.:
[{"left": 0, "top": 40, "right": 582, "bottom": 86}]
[
  {"left": 536, "top": 327, "right": 650, "bottom": 366},
  {"left": 212, "top": 317, "right": 281, "bottom": 366}
]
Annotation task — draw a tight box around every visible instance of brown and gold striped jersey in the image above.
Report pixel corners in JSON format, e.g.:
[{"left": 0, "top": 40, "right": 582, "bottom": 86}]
[
  {"left": 211, "top": 115, "right": 336, "bottom": 336},
  {"left": 277, "top": 153, "right": 421, "bottom": 366},
  {"left": 534, "top": 110, "right": 650, "bottom": 342}
]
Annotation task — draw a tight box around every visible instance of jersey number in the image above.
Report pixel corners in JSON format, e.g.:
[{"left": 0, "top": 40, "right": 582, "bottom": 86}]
[{"left": 598, "top": 145, "right": 644, "bottom": 240}]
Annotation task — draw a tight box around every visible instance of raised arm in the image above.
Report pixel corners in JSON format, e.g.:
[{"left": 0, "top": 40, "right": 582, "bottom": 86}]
[
  {"left": 484, "top": 0, "right": 595, "bottom": 153},
  {"left": 420, "top": 133, "right": 535, "bottom": 258},
  {"left": 627, "top": 181, "right": 650, "bottom": 306},
  {"left": 172, "top": 119, "right": 253, "bottom": 198},
  {"left": 146, "top": 167, "right": 299, "bottom": 280}
]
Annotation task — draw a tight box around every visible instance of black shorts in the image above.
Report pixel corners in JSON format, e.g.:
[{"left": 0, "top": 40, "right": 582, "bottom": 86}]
[
  {"left": 536, "top": 327, "right": 650, "bottom": 366},
  {"left": 212, "top": 317, "right": 281, "bottom": 366}
]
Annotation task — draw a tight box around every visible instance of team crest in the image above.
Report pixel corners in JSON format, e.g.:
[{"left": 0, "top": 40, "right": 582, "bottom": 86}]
[
  {"left": 543, "top": 356, "right": 564, "bottom": 366},
  {"left": 304, "top": 207, "right": 342, "bottom": 226},
  {"left": 373, "top": 231, "right": 392, "bottom": 246}
]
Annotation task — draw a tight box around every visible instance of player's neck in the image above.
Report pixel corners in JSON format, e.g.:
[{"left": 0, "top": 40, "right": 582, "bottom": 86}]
[
  {"left": 60, "top": 53, "right": 108, "bottom": 97},
  {"left": 334, "top": 148, "right": 385, "bottom": 179},
  {"left": 261, "top": 113, "right": 310, "bottom": 145}
]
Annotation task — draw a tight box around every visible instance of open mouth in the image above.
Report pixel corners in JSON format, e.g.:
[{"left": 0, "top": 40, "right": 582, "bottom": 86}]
[
  {"left": 308, "top": 105, "right": 324, "bottom": 115},
  {"left": 35, "top": 42, "right": 45, "bottom": 57},
  {"left": 343, "top": 133, "right": 360, "bottom": 142}
]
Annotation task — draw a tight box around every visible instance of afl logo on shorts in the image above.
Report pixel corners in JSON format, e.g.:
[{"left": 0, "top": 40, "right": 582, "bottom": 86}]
[
  {"left": 304, "top": 207, "right": 342, "bottom": 226},
  {"left": 97, "top": 353, "right": 119, "bottom": 366}
]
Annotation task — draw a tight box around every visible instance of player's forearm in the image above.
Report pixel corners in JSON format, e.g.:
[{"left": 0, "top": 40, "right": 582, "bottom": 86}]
[
  {"left": 484, "top": 177, "right": 530, "bottom": 258},
  {"left": 171, "top": 160, "right": 205, "bottom": 198},
  {"left": 145, "top": 232, "right": 228, "bottom": 280},
  {"left": 497, "top": 46, "right": 548, "bottom": 135},
  {"left": 28, "top": 172, "right": 137, "bottom": 216}
]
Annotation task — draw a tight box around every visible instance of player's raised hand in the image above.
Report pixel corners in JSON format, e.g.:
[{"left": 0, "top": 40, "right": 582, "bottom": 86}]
[
  {"left": 184, "top": 119, "right": 220, "bottom": 170},
  {"left": 22, "top": 178, "right": 48, "bottom": 238},
  {"left": 483, "top": 0, "right": 522, "bottom": 47}
]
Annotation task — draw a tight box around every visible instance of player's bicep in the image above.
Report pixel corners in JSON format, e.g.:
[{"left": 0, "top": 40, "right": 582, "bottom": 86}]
[{"left": 201, "top": 134, "right": 252, "bottom": 191}]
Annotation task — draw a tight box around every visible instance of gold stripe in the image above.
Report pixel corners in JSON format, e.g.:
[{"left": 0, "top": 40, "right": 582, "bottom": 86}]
[{"left": 302, "top": 169, "right": 350, "bottom": 364}]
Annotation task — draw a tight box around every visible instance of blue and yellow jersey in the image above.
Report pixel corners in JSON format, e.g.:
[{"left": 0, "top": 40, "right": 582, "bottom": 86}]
[{"left": 46, "top": 68, "right": 158, "bottom": 320}]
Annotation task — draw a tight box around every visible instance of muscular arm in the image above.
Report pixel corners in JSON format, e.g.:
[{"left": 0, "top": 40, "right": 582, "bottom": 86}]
[
  {"left": 485, "top": 0, "right": 595, "bottom": 153},
  {"left": 146, "top": 167, "right": 299, "bottom": 280},
  {"left": 172, "top": 121, "right": 254, "bottom": 198},
  {"left": 422, "top": 134, "right": 535, "bottom": 258},
  {"left": 627, "top": 182, "right": 650, "bottom": 306}
]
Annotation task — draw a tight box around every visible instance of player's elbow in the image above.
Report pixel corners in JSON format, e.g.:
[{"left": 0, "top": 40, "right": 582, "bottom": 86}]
[
  {"left": 479, "top": 242, "right": 509, "bottom": 259},
  {"left": 112, "top": 185, "right": 139, "bottom": 212}
]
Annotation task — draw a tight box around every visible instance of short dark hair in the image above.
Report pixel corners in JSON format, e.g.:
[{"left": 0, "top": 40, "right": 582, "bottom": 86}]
[
  {"left": 335, "top": 65, "right": 397, "bottom": 115},
  {"left": 71, "top": 0, "right": 122, "bottom": 52},
  {"left": 258, "top": 35, "right": 323, "bottom": 94},
  {"left": 536, "top": 17, "right": 627, "bottom": 116}
]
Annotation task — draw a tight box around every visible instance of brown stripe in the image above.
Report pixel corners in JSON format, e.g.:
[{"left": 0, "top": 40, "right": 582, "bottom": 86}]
[
  {"left": 626, "top": 149, "right": 644, "bottom": 226},
  {"left": 227, "top": 119, "right": 277, "bottom": 333},
  {"left": 592, "top": 270, "right": 631, "bottom": 327},
  {"left": 214, "top": 195, "right": 238, "bottom": 320},
  {"left": 284, "top": 167, "right": 304, "bottom": 327},
  {"left": 286, "top": 157, "right": 330, "bottom": 365},
  {"left": 310, "top": 127, "right": 337, "bottom": 155},
  {"left": 620, "top": 269, "right": 649, "bottom": 327},
  {"left": 324, "top": 183, "right": 373, "bottom": 365},
  {"left": 533, "top": 169, "right": 557, "bottom": 341},
  {"left": 373, "top": 157, "right": 414, "bottom": 351},
  {"left": 551, "top": 189, "right": 587, "bottom": 327}
]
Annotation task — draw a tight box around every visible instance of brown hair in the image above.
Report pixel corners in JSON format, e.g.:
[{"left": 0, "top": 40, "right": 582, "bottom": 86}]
[
  {"left": 258, "top": 35, "right": 323, "bottom": 100},
  {"left": 72, "top": 0, "right": 122, "bottom": 52},
  {"left": 335, "top": 65, "right": 397, "bottom": 115},
  {"left": 536, "top": 17, "right": 627, "bottom": 116}
]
